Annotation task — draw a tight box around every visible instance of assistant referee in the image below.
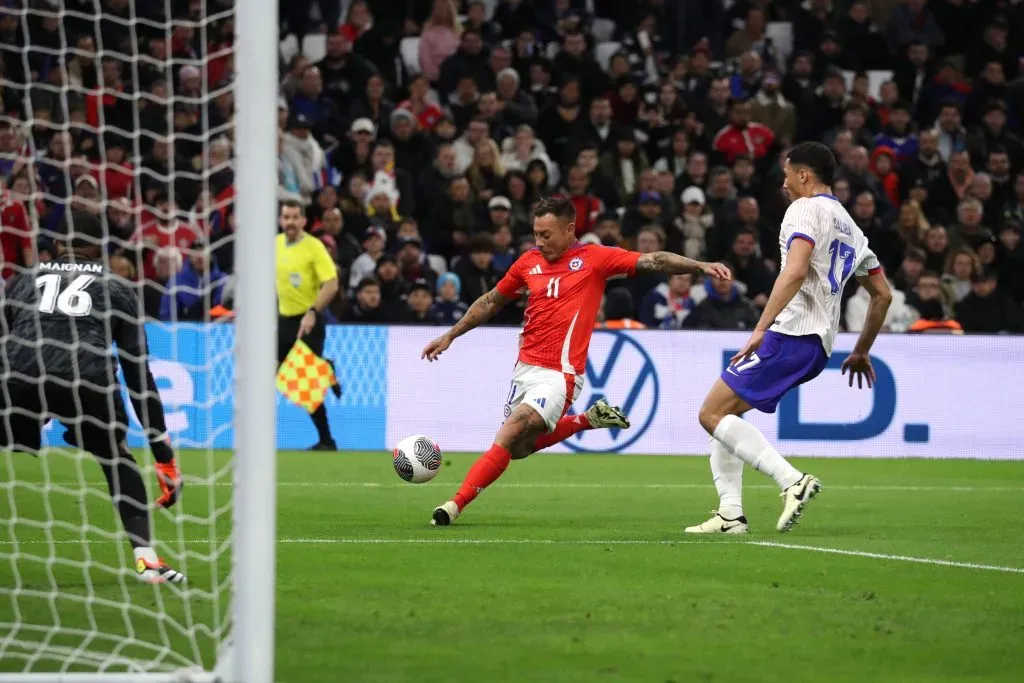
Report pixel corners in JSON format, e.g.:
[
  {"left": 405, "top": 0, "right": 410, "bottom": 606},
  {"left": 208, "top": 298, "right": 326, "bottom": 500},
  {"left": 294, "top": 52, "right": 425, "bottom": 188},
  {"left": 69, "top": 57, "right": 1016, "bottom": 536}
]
[{"left": 276, "top": 199, "right": 341, "bottom": 450}]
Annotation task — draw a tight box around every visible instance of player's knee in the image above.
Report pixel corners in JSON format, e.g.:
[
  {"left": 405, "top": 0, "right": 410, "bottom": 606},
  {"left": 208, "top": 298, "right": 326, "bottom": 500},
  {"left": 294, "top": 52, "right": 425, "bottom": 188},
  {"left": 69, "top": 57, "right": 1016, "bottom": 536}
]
[{"left": 698, "top": 401, "right": 723, "bottom": 436}]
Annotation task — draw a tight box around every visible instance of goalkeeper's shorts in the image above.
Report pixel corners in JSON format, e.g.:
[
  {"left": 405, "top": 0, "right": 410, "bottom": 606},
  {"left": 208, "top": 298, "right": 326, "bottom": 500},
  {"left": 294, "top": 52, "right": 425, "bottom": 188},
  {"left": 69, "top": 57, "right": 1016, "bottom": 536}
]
[{"left": 0, "top": 379, "right": 129, "bottom": 455}]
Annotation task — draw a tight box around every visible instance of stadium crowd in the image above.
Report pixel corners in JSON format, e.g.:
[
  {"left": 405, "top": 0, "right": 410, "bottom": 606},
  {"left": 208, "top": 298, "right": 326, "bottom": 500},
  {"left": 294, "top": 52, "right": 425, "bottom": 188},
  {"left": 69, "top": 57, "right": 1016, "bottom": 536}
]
[{"left": 1, "top": 0, "right": 1024, "bottom": 334}]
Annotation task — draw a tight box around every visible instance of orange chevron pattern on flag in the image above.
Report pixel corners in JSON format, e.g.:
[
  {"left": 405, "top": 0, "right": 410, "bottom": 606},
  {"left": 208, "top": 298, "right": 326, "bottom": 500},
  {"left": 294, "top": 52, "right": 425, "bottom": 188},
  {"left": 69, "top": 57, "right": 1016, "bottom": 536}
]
[{"left": 276, "top": 340, "right": 338, "bottom": 413}]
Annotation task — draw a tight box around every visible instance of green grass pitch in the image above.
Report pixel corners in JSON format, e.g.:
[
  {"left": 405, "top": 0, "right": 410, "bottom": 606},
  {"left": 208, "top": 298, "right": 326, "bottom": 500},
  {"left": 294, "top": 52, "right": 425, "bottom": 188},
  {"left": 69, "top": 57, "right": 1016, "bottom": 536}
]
[{"left": 2, "top": 450, "right": 1023, "bottom": 682}]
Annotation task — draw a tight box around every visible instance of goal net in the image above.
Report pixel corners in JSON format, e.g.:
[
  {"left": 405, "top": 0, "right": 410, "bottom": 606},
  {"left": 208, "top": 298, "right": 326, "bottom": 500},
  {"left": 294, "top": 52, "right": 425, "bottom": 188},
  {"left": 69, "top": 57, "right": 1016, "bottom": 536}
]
[{"left": 0, "top": 1, "right": 275, "bottom": 680}]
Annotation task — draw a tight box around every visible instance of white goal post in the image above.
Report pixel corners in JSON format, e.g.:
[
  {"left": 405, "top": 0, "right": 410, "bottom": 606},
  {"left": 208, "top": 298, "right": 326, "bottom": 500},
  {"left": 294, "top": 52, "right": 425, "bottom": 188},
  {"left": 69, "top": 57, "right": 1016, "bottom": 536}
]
[{"left": 0, "top": 0, "right": 277, "bottom": 681}]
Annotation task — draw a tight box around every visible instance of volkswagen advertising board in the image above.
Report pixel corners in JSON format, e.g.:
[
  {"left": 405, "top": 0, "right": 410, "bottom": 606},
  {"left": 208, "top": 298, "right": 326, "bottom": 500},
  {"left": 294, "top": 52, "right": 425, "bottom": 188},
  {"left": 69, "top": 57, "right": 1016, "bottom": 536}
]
[{"left": 43, "top": 324, "right": 1022, "bottom": 459}]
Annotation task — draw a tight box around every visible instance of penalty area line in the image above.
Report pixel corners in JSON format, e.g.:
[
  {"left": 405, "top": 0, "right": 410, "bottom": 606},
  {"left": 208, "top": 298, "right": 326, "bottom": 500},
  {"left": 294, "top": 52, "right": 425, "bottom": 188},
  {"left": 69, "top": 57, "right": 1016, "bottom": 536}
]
[
  {"left": 283, "top": 538, "right": 1024, "bottom": 574},
  {"left": 1, "top": 537, "right": 1022, "bottom": 573}
]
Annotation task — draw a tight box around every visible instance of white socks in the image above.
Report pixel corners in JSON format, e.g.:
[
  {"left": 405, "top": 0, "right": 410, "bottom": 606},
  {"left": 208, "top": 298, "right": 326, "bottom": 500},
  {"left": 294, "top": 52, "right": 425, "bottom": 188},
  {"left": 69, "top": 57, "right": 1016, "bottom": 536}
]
[
  {"left": 713, "top": 415, "right": 802, "bottom": 491},
  {"left": 133, "top": 546, "right": 158, "bottom": 565},
  {"left": 710, "top": 438, "right": 744, "bottom": 520}
]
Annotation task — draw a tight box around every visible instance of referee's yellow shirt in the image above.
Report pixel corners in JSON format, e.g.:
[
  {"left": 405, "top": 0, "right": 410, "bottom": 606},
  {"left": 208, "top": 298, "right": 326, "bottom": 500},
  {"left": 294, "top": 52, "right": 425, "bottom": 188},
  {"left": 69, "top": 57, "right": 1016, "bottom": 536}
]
[{"left": 275, "top": 232, "right": 337, "bottom": 317}]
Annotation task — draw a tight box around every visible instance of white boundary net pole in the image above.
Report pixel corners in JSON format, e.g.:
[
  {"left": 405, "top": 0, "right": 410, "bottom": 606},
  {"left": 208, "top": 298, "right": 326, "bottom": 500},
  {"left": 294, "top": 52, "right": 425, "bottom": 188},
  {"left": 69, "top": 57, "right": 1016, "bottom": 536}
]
[{"left": 228, "top": 0, "right": 277, "bottom": 681}]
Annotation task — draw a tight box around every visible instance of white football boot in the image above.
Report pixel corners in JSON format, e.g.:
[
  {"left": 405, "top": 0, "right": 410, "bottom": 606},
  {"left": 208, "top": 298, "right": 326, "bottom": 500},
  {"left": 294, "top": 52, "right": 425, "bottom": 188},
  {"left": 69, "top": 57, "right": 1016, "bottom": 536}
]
[
  {"left": 777, "top": 474, "right": 822, "bottom": 532},
  {"left": 431, "top": 501, "right": 460, "bottom": 526},
  {"left": 684, "top": 511, "right": 749, "bottom": 534},
  {"left": 136, "top": 557, "right": 186, "bottom": 584},
  {"left": 584, "top": 399, "right": 630, "bottom": 429}
]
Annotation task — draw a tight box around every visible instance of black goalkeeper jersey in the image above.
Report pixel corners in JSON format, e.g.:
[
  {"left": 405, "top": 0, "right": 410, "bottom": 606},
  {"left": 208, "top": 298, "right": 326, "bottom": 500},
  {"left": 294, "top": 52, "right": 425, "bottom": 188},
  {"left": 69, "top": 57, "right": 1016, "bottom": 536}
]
[{"left": 1, "top": 257, "right": 168, "bottom": 437}]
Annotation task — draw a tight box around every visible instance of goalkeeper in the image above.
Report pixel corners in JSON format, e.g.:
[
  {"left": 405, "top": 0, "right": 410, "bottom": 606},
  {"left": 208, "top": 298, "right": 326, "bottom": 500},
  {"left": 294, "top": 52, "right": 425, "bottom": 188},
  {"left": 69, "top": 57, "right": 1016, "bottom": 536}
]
[{"left": 0, "top": 211, "right": 185, "bottom": 585}]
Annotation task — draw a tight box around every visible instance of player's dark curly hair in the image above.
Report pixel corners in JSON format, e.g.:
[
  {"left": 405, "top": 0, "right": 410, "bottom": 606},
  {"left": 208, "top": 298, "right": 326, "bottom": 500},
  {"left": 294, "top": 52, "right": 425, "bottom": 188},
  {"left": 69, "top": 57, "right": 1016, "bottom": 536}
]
[
  {"left": 787, "top": 142, "right": 837, "bottom": 185},
  {"left": 532, "top": 195, "right": 576, "bottom": 224}
]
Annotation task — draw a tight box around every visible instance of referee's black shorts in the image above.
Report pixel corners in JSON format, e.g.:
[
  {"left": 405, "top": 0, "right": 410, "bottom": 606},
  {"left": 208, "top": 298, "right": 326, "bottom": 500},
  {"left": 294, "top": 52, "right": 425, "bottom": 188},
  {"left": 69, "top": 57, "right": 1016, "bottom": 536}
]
[{"left": 277, "top": 313, "right": 327, "bottom": 365}]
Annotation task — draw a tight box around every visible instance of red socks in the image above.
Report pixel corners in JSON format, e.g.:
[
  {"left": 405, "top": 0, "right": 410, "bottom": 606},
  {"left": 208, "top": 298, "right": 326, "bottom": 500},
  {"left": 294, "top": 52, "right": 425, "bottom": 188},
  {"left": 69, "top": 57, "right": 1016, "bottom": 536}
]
[
  {"left": 453, "top": 443, "right": 511, "bottom": 511},
  {"left": 532, "top": 413, "right": 591, "bottom": 452},
  {"left": 452, "top": 416, "right": 595, "bottom": 512}
]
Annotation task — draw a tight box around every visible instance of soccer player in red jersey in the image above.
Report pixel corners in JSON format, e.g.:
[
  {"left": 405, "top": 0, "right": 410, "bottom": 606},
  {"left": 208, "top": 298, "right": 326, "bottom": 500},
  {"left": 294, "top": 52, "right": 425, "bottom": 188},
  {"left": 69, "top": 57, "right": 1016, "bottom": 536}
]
[{"left": 422, "top": 196, "right": 732, "bottom": 525}]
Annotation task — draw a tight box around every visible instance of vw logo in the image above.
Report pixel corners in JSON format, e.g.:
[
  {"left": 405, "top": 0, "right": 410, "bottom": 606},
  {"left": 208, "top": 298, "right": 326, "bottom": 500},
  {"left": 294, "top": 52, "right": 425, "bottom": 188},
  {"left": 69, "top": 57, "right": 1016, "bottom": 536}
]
[{"left": 564, "top": 331, "right": 659, "bottom": 452}]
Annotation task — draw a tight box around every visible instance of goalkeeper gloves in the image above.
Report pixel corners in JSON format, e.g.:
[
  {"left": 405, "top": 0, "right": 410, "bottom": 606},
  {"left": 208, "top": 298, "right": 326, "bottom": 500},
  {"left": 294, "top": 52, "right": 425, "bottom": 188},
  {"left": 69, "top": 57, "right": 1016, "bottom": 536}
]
[{"left": 151, "top": 435, "right": 183, "bottom": 509}]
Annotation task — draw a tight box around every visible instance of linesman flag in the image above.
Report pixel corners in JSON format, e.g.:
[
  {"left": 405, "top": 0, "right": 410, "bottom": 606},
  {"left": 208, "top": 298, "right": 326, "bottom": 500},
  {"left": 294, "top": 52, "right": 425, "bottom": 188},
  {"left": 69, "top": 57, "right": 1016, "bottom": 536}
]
[{"left": 276, "top": 340, "right": 339, "bottom": 413}]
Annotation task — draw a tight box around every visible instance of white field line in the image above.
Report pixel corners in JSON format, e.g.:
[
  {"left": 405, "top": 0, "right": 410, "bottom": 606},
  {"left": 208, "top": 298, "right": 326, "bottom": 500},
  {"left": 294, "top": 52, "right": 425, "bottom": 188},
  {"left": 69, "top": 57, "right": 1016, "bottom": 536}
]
[
  {"left": 27, "top": 482, "right": 1024, "bottom": 492},
  {"left": 1, "top": 538, "right": 1022, "bottom": 574}
]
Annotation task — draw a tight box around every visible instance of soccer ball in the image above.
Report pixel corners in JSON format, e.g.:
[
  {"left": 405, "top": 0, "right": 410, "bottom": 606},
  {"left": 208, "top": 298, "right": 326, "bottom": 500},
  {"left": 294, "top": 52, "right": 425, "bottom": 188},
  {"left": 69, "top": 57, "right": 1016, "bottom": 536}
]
[{"left": 392, "top": 435, "right": 442, "bottom": 483}]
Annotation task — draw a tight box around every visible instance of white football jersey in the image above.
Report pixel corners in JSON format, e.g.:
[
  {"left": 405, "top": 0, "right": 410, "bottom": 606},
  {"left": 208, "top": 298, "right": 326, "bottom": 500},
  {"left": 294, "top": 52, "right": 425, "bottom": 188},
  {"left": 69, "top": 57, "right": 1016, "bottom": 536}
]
[{"left": 773, "top": 194, "right": 881, "bottom": 355}]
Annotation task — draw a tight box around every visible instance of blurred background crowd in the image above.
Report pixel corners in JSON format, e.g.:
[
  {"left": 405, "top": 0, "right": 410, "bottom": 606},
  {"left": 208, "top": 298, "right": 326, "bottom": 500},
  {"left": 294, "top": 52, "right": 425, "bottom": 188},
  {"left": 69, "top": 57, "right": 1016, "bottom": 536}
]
[{"left": 1, "top": 0, "right": 1024, "bottom": 334}]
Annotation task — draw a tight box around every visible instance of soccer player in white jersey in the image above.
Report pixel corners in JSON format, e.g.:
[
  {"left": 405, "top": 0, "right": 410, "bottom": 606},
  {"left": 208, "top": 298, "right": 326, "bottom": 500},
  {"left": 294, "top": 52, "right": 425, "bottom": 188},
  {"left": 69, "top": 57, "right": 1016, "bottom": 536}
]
[{"left": 686, "top": 142, "right": 893, "bottom": 534}]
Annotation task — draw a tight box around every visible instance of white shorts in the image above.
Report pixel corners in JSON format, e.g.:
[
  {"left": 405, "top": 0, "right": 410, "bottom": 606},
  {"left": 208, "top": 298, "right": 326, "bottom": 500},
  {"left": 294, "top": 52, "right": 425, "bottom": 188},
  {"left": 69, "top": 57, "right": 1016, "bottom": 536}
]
[{"left": 503, "top": 362, "right": 584, "bottom": 433}]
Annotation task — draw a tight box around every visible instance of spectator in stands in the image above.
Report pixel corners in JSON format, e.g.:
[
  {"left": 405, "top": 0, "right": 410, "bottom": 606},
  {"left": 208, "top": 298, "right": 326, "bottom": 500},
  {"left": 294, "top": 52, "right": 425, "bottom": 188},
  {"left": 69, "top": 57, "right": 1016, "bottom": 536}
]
[
  {"left": 391, "top": 108, "right": 436, "bottom": 186},
  {"left": 838, "top": 146, "right": 887, "bottom": 209},
  {"left": 348, "top": 74, "right": 396, "bottom": 140},
  {"left": 794, "top": 0, "right": 835, "bottom": 53},
  {"left": 159, "top": 241, "right": 227, "bottom": 321},
  {"left": 683, "top": 276, "right": 760, "bottom": 330},
  {"left": 852, "top": 191, "right": 903, "bottom": 273},
  {"left": 318, "top": 33, "right": 377, "bottom": 121},
  {"left": 534, "top": 77, "right": 582, "bottom": 168},
  {"left": 942, "top": 246, "right": 980, "bottom": 304},
  {"left": 875, "top": 101, "right": 918, "bottom": 165},
  {"left": 597, "top": 288, "right": 646, "bottom": 329},
  {"left": 500, "top": 125, "right": 558, "bottom": 189},
  {"left": 638, "top": 272, "right": 704, "bottom": 329},
  {"left": 724, "top": 229, "right": 773, "bottom": 308},
  {"left": 401, "top": 279, "right": 436, "bottom": 324},
  {"left": 810, "top": 68, "right": 847, "bottom": 142},
  {"left": 365, "top": 172, "right": 404, "bottom": 236},
  {"left": 826, "top": 102, "right": 875, "bottom": 151},
  {"left": 713, "top": 99, "right": 775, "bottom": 167},
  {"left": 969, "top": 173, "right": 1000, "bottom": 222},
  {"left": 837, "top": 1, "right": 888, "bottom": 71},
  {"left": 419, "top": 0, "right": 462, "bottom": 85},
  {"left": 749, "top": 70, "right": 795, "bottom": 148},
  {"left": 997, "top": 222, "right": 1024, "bottom": 302},
  {"left": 870, "top": 147, "right": 901, "bottom": 207},
  {"left": 282, "top": 113, "right": 322, "bottom": 202},
  {"left": 847, "top": 271, "right": 919, "bottom": 332},
  {"left": 906, "top": 272, "right": 962, "bottom": 333},
  {"left": 900, "top": 128, "right": 945, "bottom": 198},
  {"left": 453, "top": 232, "right": 500, "bottom": 305},
  {"left": 367, "top": 139, "right": 414, "bottom": 218},
  {"left": 314, "top": 208, "right": 361, "bottom": 275},
  {"left": 395, "top": 235, "right": 439, "bottom": 293},
  {"left": 892, "top": 198, "right": 930, "bottom": 248},
  {"left": 668, "top": 186, "right": 711, "bottom": 259},
  {"left": 552, "top": 31, "right": 608, "bottom": 104},
  {"left": 437, "top": 28, "right": 491, "bottom": 100},
  {"left": 599, "top": 128, "right": 648, "bottom": 207},
  {"left": 894, "top": 246, "right": 926, "bottom": 293},
  {"left": 986, "top": 149, "right": 1014, "bottom": 210},
  {"left": 430, "top": 175, "right": 481, "bottom": 256},
  {"left": 564, "top": 166, "right": 602, "bottom": 236},
  {"left": 968, "top": 101, "right": 1023, "bottom": 173},
  {"left": 726, "top": 7, "right": 768, "bottom": 60},
  {"left": 399, "top": 75, "right": 445, "bottom": 133},
  {"left": 432, "top": 272, "right": 468, "bottom": 325},
  {"left": 922, "top": 224, "right": 950, "bottom": 273},
  {"left": 289, "top": 66, "right": 343, "bottom": 146},
  {"left": 730, "top": 51, "right": 765, "bottom": 102},
  {"left": 342, "top": 277, "right": 389, "bottom": 323},
  {"left": 621, "top": 191, "right": 665, "bottom": 239},
  {"left": 466, "top": 139, "right": 505, "bottom": 203},
  {"left": 888, "top": 0, "right": 945, "bottom": 56},
  {"left": 374, "top": 254, "right": 410, "bottom": 319},
  {"left": 569, "top": 95, "right": 620, "bottom": 161},
  {"left": 483, "top": 194, "right": 517, "bottom": 236},
  {"left": 652, "top": 129, "right": 690, "bottom": 183},
  {"left": 956, "top": 268, "right": 1021, "bottom": 333},
  {"left": 348, "top": 226, "right": 387, "bottom": 290},
  {"left": 524, "top": 159, "right": 551, "bottom": 200},
  {"left": 496, "top": 68, "right": 538, "bottom": 129},
  {"left": 965, "top": 16, "right": 1017, "bottom": 83},
  {"left": 949, "top": 197, "right": 989, "bottom": 249},
  {"left": 1006, "top": 176, "right": 1024, "bottom": 227}
]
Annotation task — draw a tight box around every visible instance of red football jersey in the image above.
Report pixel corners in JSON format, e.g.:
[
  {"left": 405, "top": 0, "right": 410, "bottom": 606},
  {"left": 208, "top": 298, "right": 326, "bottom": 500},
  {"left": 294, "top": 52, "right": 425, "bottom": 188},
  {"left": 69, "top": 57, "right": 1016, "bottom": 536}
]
[{"left": 496, "top": 243, "right": 641, "bottom": 375}]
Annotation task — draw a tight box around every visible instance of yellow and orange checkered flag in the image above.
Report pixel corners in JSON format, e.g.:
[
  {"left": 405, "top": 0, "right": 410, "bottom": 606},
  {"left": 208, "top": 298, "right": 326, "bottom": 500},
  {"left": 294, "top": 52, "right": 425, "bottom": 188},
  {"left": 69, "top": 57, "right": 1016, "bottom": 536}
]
[{"left": 276, "top": 340, "right": 338, "bottom": 413}]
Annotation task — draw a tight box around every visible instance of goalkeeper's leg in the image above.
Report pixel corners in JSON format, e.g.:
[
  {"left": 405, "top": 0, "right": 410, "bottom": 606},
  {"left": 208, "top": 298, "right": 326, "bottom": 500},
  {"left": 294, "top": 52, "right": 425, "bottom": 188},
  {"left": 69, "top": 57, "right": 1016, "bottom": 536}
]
[
  {"left": 64, "top": 384, "right": 186, "bottom": 585},
  {"left": 84, "top": 435, "right": 186, "bottom": 585}
]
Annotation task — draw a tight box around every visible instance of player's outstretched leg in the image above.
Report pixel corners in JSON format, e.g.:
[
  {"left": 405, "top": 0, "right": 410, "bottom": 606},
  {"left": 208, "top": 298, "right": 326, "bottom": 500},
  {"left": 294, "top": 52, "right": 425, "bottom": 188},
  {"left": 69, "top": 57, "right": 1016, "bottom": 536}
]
[
  {"left": 432, "top": 405, "right": 547, "bottom": 525},
  {"left": 530, "top": 399, "right": 629, "bottom": 454},
  {"left": 685, "top": 438, "right": 748, "bottom": 534},
  {"left": 91, "top": 439, "right": 186, "bottom": 584},
  {"left": 698, "top": 380, "right": 821, "bottom": 533}
]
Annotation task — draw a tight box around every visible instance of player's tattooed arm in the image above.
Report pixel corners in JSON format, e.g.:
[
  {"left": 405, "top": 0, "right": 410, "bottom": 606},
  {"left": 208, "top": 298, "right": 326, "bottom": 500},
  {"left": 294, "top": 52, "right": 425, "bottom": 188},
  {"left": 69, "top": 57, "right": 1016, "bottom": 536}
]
[
  {"left": 635, "top": 252, "right": 732, "bottom": 281},
  {"left": 422, "top": 288, "right": 512, "bottom": 361}
]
